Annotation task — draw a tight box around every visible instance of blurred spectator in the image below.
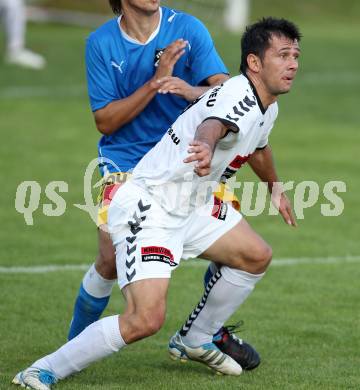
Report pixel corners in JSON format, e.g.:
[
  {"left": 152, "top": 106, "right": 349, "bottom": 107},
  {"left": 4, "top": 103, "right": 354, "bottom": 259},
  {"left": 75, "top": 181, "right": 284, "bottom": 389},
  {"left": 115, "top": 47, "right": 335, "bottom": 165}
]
[{"left": 0, "top": 0, "right": 46, "bottom": 69}]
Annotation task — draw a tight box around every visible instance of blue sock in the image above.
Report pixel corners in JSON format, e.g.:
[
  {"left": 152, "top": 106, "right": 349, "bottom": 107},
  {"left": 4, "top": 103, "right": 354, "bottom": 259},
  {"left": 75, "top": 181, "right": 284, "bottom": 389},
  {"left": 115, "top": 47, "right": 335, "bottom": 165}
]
[{"left": 67, "top": 284, "right": 110, "bottom": 340}]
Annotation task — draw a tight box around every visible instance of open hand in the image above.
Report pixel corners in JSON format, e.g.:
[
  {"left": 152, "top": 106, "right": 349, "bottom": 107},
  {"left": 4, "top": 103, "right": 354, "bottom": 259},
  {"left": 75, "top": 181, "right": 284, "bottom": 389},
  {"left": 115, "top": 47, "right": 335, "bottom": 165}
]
[
  {"left": 155, "top": 39, "right": 188, "bottom": 79},
  {"left": 275, "top": 192, "right": 297, "bottom": 227},
  {"left": 183, "top": 140, "right": 213, "bottom": 177},
  {"left": 157, "top": 76, "right": 196, "bottom": 101}
]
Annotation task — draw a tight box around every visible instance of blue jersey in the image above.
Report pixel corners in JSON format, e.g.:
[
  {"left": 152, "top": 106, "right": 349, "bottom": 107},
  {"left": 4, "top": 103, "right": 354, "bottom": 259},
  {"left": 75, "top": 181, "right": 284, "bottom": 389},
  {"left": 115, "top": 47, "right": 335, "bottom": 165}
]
[{"left": 86, "top": 7, "right": 228, "bottom": 175}]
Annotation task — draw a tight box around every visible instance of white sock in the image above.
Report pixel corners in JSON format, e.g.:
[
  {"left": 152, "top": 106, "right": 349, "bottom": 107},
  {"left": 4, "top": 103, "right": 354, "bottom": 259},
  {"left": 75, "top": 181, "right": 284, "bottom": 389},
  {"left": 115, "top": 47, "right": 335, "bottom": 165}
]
[
  {"left": 181, "top": 267, "right": 264, "bottom": 347},
  {"left": 82, "top": 264, "right": 116, "bottom": 298},
  {"left": 32, "top": 315, "right": 126, "bottom": 379},
  {"left": 2, "top": 0, "right": 26, "bottom": 53}
]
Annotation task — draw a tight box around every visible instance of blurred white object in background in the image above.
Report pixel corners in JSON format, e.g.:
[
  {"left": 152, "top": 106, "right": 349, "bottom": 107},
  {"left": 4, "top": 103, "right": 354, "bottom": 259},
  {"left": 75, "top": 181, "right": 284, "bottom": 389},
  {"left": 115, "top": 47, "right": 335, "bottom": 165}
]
[
  {"left": 6, "top": 47, "right": 46, "bottom": 69},
  {"left": 224, "top": 0, "right": 250, "bottom": 33},
  {"left": 0, "top": 0, "right": 46, "bottom": 69}
]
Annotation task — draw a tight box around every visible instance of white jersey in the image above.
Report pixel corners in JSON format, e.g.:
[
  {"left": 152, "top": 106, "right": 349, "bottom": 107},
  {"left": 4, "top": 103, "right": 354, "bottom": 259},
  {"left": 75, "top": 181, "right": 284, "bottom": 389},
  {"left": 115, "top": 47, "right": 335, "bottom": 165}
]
[{"left": 132, "top": 74, "right": 278, "bottom": 217}]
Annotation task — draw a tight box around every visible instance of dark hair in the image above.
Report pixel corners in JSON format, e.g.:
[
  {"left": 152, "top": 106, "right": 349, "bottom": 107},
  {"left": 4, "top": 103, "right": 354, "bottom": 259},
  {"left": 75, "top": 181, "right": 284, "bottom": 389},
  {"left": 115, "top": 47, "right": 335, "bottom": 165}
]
[
  {"left": 109, "top": 0, "right": 122, "bottom": 15},
  {"left": 240, "top": 17, "right": 302, "bottom": 74}
]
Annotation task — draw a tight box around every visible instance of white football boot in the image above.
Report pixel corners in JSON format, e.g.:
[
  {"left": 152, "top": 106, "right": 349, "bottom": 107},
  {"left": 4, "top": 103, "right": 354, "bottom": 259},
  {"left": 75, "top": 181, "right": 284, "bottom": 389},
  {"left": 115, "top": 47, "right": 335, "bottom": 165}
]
[
  {"left": 12, "top": 367, "right": 57, "bottom": 390},
  {"left": 169, "top": 332, "right": 242, "bottom": 376}
]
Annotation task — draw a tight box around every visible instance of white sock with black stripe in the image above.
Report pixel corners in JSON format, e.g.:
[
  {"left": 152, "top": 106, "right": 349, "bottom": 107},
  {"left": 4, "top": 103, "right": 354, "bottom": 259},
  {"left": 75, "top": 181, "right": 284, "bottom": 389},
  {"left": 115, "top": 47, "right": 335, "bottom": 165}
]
[{"left": 181, "top": 267, "right": 264, "bottom": 348}]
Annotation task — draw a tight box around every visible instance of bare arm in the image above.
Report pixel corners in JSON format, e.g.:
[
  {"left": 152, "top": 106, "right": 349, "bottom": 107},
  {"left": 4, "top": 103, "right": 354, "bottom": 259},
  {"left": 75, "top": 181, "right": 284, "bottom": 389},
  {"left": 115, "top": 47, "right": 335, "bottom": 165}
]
[
  {"left": 157, "top": 73, "right": 230, "bottom": 102},
  {"left": 248, "top": 146, "right": 297, "bottom": 226},
  {"left": 248, "top": 146, "right": 279, "bottom": 192},
  {"left": 184, "top": 119, "right": 228, "bottom": 176},
  {"left": 94, "top": 79, "right": 163, "bottom": 135},
  {"left": 94, "top": 39, "right": 188, "bottom": 135}
]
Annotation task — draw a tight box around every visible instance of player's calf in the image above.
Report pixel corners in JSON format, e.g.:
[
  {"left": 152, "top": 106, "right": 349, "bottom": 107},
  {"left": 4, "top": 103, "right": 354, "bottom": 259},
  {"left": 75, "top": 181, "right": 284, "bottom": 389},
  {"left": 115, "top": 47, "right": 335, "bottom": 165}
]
[
  {"left": 121, "top": 304, "right": 166, "bottom": 343},
  {"left": 68, "top": 230, "right": 118, "bottom": 340}
]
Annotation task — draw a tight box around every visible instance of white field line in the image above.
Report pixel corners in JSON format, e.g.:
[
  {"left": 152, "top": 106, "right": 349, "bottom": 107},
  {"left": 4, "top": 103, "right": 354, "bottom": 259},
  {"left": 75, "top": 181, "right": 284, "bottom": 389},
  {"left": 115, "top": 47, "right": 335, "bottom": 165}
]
[
  {"left": 0, "top": 85, "right": 86, "bottom": 99},
  {"left": 0, "top": 256, "right": 359, "bottom": 274},
  {"left": 0, "top": 72, "right": 359, "bottom": 100}
]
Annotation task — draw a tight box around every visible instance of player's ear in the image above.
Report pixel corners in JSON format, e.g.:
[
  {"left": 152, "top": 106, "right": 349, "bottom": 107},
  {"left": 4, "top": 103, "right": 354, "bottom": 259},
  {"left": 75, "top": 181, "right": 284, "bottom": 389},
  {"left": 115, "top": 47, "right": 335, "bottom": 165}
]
[{"left": 247, "top": 54, "right": 261, "bottom": 73}]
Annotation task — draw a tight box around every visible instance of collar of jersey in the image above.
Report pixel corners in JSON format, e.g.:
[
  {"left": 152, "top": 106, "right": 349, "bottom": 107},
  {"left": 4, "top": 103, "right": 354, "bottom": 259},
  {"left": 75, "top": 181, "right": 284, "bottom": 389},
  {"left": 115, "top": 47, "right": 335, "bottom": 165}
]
[
  {"left": 242, "top": 73, "right": 267, "bottom": 115},
  {"left": 118, "top": 7, "right": 163, "bottom": 45}
]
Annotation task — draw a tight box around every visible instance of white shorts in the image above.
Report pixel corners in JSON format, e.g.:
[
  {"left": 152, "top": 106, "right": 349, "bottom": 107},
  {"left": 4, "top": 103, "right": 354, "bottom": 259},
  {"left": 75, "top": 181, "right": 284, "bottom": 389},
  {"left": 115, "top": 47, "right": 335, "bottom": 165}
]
[{"left": 108, "top": 181, "right": 242, "bottom": 289}]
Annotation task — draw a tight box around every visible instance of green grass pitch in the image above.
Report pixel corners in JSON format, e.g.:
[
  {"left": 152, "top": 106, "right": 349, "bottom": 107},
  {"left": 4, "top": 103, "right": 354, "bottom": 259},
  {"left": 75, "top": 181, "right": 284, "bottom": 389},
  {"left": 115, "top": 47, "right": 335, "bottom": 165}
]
[{"left": 0, "top": 2, "right": 359, "bottom": 389}]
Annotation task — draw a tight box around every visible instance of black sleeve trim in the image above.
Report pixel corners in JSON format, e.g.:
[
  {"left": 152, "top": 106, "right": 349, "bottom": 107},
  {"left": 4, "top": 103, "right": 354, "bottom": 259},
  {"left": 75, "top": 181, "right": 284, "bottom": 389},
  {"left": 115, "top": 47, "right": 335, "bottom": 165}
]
[
  {"left": 256, "top": 144, "right": 268, "bottom": 150},
  {"left": 198, "top": 72, "right": 229, "bottom": 86},
  {"left": 203, "top": 116, "right": 239, "bottom": 133}
]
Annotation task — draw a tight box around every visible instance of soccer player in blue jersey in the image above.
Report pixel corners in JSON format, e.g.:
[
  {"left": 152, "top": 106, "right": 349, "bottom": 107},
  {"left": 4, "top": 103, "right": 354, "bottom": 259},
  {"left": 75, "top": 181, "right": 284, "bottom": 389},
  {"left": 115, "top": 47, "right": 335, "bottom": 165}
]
[{"left": 67, "top": 1, "right": 259, "bottom": 370}]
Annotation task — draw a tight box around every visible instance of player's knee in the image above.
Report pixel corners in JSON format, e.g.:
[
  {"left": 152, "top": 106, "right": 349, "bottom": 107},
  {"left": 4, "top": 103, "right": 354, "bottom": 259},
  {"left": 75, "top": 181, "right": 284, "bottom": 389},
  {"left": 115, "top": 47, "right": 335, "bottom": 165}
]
[
  {"left": 249, "top": 243, "right": 272, "bottom": 272},
  {"left": 230, "top": 242, "right": 272, "bottom": 273}
]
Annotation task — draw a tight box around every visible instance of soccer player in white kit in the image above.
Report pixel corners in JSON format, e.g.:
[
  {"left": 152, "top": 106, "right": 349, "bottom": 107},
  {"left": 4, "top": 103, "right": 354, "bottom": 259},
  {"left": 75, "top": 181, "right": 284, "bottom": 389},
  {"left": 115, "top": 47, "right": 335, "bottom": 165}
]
[{"left": 13, "top": 17, "right": 300, "bottom": 388}]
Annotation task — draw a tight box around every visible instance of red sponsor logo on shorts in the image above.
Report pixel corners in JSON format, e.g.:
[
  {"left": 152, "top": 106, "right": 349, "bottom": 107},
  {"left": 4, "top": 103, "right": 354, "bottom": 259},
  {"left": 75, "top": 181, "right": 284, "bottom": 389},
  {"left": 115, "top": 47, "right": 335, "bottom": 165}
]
[{"left": 141, "top": 246, "right": 177, "bottom": 267}]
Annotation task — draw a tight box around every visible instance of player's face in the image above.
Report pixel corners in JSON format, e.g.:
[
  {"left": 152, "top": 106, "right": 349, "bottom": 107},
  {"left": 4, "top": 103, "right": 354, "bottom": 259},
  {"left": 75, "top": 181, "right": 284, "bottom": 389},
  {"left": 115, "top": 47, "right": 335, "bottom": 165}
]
[
  {"left": 124, "top": 0, "right": 160, "bottom": 13},
  {"left": 260, "top": 34, "right": 300, "bottom": 96}
]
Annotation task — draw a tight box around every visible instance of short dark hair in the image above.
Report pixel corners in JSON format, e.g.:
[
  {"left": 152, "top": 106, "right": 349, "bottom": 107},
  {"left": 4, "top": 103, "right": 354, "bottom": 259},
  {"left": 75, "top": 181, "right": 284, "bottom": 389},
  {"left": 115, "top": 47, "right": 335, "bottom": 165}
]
[
  {"left": 240, "top": 17, "right": 302, "bottom": 74},
  {"left": 109, "top": 0, "right": 122, "bottom": 15}
]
